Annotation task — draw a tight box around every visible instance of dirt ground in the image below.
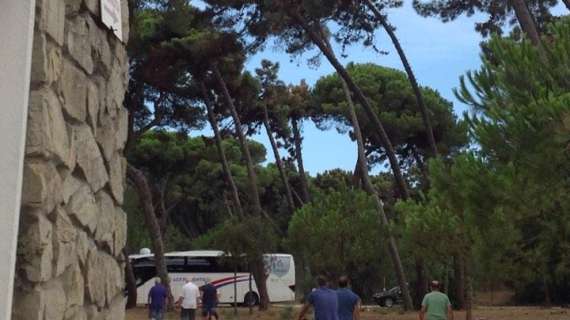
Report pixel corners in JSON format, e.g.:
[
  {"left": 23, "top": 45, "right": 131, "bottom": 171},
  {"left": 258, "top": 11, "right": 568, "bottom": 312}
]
[{"left": 126, "top": 305, "right": 570, "bottom": 320}]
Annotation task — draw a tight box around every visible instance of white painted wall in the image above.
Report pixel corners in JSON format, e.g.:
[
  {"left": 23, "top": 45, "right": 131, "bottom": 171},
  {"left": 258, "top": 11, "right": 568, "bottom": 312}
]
[{"left": 0, "top": 0, "right": 36, "bottom": 319}]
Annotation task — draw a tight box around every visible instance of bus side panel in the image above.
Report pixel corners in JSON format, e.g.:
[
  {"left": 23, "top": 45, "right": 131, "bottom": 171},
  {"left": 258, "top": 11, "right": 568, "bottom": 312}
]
[
  {"left": 264, "top": 254, "right": 296, "bottom": 303},
  {"left": 214, "top": 273, "right": 257, "bottom": 304},
  {"left": 146, "top": 273, "right": 257, "bottom": 305}
]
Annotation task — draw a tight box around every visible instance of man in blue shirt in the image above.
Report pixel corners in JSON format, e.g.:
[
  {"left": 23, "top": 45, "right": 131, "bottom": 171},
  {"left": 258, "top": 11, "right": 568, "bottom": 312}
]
[
  {"left": 148, "top": 278, "right": 168, "bottom": 320},
  {"left": 298, "top": 275, "right": 339, "bottom": 320},
  {"left": 336, "top": 276, "right": 360, "bottom": 320},
  {"left": 201, "top": 280, "right": 219, "bottom": 320}
]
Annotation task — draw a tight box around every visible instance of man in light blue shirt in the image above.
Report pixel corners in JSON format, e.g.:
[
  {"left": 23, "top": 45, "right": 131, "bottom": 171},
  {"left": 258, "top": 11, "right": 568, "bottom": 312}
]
[
  {"left": 298, "top": 275, "right": 339, "bottom": 320},
  {"left": 336, "top": 276, "right": 360, "bottom": 320}
]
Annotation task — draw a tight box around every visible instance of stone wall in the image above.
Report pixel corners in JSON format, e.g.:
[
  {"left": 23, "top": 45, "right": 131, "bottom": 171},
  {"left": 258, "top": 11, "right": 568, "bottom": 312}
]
[{"left": 12, "top": 0, "right": 129, "bottom": 319}]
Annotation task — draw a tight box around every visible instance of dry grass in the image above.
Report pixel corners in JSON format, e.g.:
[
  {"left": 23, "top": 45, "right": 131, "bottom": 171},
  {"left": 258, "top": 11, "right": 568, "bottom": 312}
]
[{"left": 127, "top": 305, "right": 570, "bottom": 320}]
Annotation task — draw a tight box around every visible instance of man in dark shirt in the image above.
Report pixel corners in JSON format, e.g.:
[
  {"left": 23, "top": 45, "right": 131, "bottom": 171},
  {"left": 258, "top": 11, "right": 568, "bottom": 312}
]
[
  {"left": 298, "top": 275, "right": 339, "bottom": 320},
  {"left": 148, "top": 278, "right": 168, "bottom": 320},
  {"left": 336, "top": 276, "right": 360, "bottom": 320},
  {"left": 201, "top": 281, "right": 219, "bottom": 320}
]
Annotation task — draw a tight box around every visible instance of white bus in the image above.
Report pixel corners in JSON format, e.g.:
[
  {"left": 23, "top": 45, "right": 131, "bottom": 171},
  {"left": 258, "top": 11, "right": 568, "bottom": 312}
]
[{"left": 130, "top": 250, "right": 295, "bottom": 306}]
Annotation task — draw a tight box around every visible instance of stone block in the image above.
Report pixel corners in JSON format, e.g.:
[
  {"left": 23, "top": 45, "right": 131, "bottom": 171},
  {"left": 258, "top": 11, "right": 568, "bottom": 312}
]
[
  {"left": 85, "top": 250, "right": 124, "bottom": 308},
  {"left": 105, "top": 61, "right": 127, "bottom": 114},
  {"left": 95, "top": 111, "right": 118, "bottom": 163},
  {"left": 94, "top": 191, "right": 115, "bottom": 250},
  {"left": 108, "top": 154, "right": 125, "bottom": 205},
  {"left": 65, "top": 14, "right": 94, "bottom": 74},
  {"left": 65, "top": 306, "right": 87, "bottom": 320},
  {"left": 104, "top": 256, "right": 124, "bottom": 306},
  {"left": 85, "top": 0, "right": 100, "bottom": 16},
  {"left": 61, "top": 62, "right": 88, "bottom": 122},
  {"left": 76, "top": 230, "right": 90, "bottom": 266},
  {"left": 43, "top": 280, "right": 67, "bottom": 320},
  {"left": 27, "top": 88, "right": 74, "bottom": 168},
  {"left": 18, "top": 214, "right": 53, "bottom": 283},
  {"left": 73, "top": 125, "right": 109, "bottom": 192},
  {"left": 31, "top": 33, "right": 63, "bottom": 85},
  {"left": 87, "top": 81, "right": 100, "bottom": 133},
  {"left": 113, "top": 208, "right": 127, "bottom": 257},
  {"left": 64, "top": 0, "right": 82, "bottom": 15},
  {"left": 67, "top": 184, "right": 98, "bottom": 233},
  {"left": 117, "top": 106, "right": 129, "bottom": 151},
  {"left": 21, "top": 161, "right": 63, "bottom": 213},
  {"left": 53, "top": 207, "right": 78, "bottom": 276},
  {"left": 62, "top": 174, "right": 82, "bottom": 204},
  {"left": 85, "top": 304, "right": 105, "bottom": 320},
  {"left": 11, "top": 284, "right": 44, "bottom": 320},
  {"left": 90, "top": 17, "right": 113, "bottom": 76},
  {"left": 105, "top": 294, "right": 126, "bottom": 320},
  {"left": 37, "top": 0, "right": 66, "bottom": 45},
  {"left": 63, "top": 262, "right": 85, "bottom": 309}
]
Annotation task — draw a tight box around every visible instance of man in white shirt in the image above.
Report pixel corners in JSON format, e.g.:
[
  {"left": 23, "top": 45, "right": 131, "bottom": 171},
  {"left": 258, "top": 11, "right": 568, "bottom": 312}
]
[{"left": 176, "top": 279, "right": 200, "bottom": 320}]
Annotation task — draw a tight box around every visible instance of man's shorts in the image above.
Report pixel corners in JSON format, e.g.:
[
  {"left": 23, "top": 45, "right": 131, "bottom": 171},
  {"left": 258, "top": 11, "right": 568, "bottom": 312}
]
[
  {"left": 180, "top": 308, "right": 196, "bottom": 320},
  {"left": 149, "top": 309, "right": 165, "bottom": 320},
  {"left": 202, "top": 305, "right": 218, "bottom": 318}
]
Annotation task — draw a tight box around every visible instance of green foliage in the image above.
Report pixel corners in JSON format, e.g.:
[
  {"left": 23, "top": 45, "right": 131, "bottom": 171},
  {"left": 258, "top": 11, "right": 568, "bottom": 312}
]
[
  {"left": 313, "top": 63, "right": 468, "bottom": 170},
  {"left": 413, "top": 0, "right": 559, "bottom": 37},
  {"left": 397, "top": 18, "right": 570, "bottom": 303},
  {"left": 192, "top": 217, "right": 278, "bottom": 260},
  {"left": 287, "top": 188, "right": 383, "bottom": 282}
]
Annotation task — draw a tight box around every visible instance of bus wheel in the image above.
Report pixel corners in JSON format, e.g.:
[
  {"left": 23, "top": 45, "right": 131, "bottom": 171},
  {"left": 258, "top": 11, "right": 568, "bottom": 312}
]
[{"left": 244, "top": 292, "right": 259, "bottom": 307}]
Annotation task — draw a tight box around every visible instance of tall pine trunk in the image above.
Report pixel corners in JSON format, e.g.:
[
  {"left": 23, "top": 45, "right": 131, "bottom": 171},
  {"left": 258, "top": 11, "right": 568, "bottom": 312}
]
[
  {"left": 362, "top": 4, "right": 436, "bottom": 301},
  {"left": 212, "top": 65, "right": 264, "bottom": 217},
  {"left": 510, "top": 0, "right": 543, "bottom": 47},
  {"left": 199, "top": 81, "right": 244, "bottom": 218},
  {"left": 127, "top": 165, "right": 173, "bottom": 306},
  {"left": 212, "top": 66, "right": 270, "bottom": 310},
  {"left": 291, "top": 117, "right": 311, "bottom": 203},
  {"left": 364, "top": 0, "right": 438, "bottom": 157},
  {"left": 263, "top": 104, "right": 296, "bottom": 213},
  {"left": 124, "top": 249, "right": 138, "bottom": 309},
  {"left": 340, "top": 76, "right": 414, "bottom": 311},
  {"left": 154, "top": 178, "right": 169, "bottom": 237},
  {"left": 454, "top": 254, "right": 466, "bottom": 310},
  {"left": 464, "top": 252, "right": 473, "bottom": 320},
  {"left": 292, "top": 12, "right": 410, "bottom": 200}
]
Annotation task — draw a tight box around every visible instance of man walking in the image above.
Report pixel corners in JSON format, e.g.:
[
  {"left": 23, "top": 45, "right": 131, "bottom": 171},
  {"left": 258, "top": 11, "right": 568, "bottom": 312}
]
[
  {"left": 297, "top": 275, "right": 339, "bottom": 320},
  {"left": 148, "top": 278, "right": 168, "bottom": 320},
  {"left": 201, "top": 280, "right": 219, "bottom": 320},
  {"left": 419, "top": 281, "right": 454, "bottom": 320},
  {"left": 336, "top": 276, "right": 360, "bottom": 320},
  {"left": 177, "top": 278, "right": 200, "bottom": 320}
]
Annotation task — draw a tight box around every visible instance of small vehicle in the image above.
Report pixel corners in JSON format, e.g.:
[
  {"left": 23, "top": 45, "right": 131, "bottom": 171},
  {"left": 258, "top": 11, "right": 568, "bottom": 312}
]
[{"left": 372, "top": 286, "right": 402, "bottom": 308}]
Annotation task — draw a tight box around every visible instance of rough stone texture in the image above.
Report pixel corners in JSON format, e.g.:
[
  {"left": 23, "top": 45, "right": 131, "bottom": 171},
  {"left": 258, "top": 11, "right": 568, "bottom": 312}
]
[
  {"left": 18, "top": 214, "right": 53, "bottom": 283},
  {"left": 31, "top": 32, "right": 63, "bottom": 86},
  {"left": 74, "top": 124, "right": 110, "bottom": 192},
  {"left": 21, "top": 161, "right": 63, "bottom": 213},
  {"left": 67, "top": 183, "right": 99, "bottom": 233},
  {"left": 14, "top": 1, "right": 129, "bottom": 319},
  {"left": 65, "top": 14, "right": 94, "bottom": 74},
  {"left": 26, "top": 89, "right": 74, "bottom": 168},
  {"left": 53, "top": 207, "right": 78, "bottom": 276},
  {"left": 37, "top": 0, "right": 66, "bottom": 45},
  {"left": 61, "top": 62, "right": 88, "bottom": 121}
]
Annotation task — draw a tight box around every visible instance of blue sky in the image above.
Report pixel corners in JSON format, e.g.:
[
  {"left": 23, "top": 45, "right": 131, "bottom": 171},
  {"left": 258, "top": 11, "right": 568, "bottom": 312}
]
[
  {"left": 189, "top": 2, "right": 568, "bottom": 174},
  {"left": 193, "top": 2, "right": 482, "bottom": 174}
]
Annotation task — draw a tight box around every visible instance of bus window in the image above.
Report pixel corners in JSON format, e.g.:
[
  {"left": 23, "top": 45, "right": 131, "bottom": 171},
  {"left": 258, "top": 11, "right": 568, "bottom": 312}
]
[
  {"left": 185, "top": 258, "right": 212, "bottom": 272},
  {"left": 166, "top": 257, "right": 186, "bottom": 272},
  {"left": 215, "top": 257, "right": 248, "bottom": 273}
]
